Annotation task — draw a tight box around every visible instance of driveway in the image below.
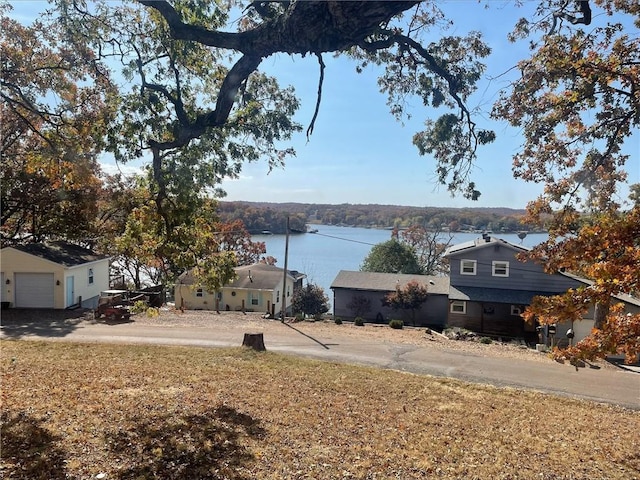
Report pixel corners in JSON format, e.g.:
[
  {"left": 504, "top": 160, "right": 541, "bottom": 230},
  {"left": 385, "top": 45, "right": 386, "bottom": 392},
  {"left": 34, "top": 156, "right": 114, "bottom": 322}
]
[{"left": 2, "top": 309, "right": 639, "bottom": 409}]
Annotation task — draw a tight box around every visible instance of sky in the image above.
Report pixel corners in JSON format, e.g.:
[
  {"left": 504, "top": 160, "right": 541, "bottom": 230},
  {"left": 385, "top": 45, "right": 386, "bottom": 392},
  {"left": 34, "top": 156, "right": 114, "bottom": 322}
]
[{"left": 9, "top": 1, "right": 640, "bottom": 209}]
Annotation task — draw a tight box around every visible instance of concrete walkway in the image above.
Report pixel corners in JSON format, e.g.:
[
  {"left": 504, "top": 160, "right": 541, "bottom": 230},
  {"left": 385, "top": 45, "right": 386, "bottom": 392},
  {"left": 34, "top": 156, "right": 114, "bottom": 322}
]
[{"left": 2, "top": 318, "right": 639, "bottom": 410}]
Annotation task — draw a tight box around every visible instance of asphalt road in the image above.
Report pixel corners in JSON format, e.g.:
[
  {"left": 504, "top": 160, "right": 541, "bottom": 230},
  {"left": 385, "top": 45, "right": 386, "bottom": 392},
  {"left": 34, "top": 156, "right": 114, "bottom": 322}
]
[{"left": 2, "top": 317, "right": 639, "bottom": 410}]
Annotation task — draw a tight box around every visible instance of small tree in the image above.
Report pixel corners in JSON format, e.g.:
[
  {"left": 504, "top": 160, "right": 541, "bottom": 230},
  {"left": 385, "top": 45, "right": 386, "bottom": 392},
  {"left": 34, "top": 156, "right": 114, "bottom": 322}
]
[
  {"left": 400, "top": 225, "right": 453, "bottom": 275},
  {"left": 361, "top": 239, "right": 423, "bottom": 274},
  {"left": 292, "top": 283, "right": 329, "bottom": 319},
  {"left": 384, "top": 280, "right": 429, "bottom": 326},
  {"left": 346, "top": 294, "right": 372, "bottom": 319}
]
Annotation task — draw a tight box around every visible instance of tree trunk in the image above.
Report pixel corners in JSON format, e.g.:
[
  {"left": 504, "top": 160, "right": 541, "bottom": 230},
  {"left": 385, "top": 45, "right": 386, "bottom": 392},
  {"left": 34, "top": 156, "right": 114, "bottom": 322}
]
[
  {"left": 593, "top": 300, "right": 610, "bottom": 330},
  {"left": 242, "top": 333, "right": 266, "bottom": 351}
]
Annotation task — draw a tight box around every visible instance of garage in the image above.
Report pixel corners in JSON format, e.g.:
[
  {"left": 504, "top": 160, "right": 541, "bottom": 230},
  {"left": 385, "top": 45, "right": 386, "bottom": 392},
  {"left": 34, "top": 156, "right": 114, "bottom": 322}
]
[{"left": 15, "top": 273, "right": 55, "bottom": 308}]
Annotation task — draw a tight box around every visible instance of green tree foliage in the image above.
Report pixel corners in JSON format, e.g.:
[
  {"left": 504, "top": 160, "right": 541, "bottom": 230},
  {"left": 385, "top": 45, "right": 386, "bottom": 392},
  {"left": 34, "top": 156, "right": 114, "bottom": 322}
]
[
  {"left": 102, "top": 176, "right": 264, "bottom": 289},
  {"left": 53, "top": 0, "right": 498, "bottom": 219},
  {"left": 384, "top": 280, "right": 429, "bottom": 326},
  {"left": 361, "top": 239, "right": 423, "bottom": 275},
  {"left": 56, "top": 0, "right": 302, "bottom": 240},
  {"left": 291, "top": 283, "right": 329, "bottom": 318}
]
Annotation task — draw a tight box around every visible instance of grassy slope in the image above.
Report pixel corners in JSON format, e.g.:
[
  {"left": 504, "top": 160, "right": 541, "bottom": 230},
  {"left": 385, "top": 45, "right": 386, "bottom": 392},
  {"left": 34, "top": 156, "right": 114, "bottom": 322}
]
[{"left": 1, "top": 340, "right": 638, "bottom": 479}]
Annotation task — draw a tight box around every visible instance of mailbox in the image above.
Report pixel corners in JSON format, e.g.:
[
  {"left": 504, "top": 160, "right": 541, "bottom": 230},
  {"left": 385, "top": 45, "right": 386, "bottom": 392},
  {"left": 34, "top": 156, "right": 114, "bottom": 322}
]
[
  {"left": 547, "top": 324, "right": 557, "bottom": 336},
  {"left": 566, "top": 328, "right": 575, "bottom": 339}
]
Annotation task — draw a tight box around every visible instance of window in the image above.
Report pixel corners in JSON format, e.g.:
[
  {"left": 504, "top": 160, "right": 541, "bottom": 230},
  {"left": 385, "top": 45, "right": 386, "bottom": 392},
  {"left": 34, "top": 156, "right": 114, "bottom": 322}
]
[
  {"left": 450, "top": 300, "right": 466, "bottom": 314},
  {"left": 196, "top": 288, "right": 203, "bottom": 298},
  {"left": 88, "top": 268, "right": 94, "bottom": 285},
  {"left": 251, "top": 298, "right": 259, "bottom": 306},
  {"left": 460, "top": 259, "right": 477, "bottom": 275},
  {"left": 492, "top": 261, "right": 509, "bottom": 277},
  {"left": 511, "top": 305, "right": 523, "bottom": 316}
]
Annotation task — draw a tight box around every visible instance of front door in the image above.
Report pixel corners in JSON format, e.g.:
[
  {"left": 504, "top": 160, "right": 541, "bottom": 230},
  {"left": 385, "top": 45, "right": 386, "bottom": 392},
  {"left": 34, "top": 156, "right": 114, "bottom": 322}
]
[{"left": 66, "top": 276, "right": 75, "bottom": 307}]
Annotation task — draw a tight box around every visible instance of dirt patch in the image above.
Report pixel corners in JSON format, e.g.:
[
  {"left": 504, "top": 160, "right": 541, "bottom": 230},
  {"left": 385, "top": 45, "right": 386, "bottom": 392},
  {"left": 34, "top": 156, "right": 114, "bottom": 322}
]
[
  {"left": 1, "top": 307, "right": 615, "bottom": 369},
  {"left": 137, "top": 308, "right": 608, "bottom": 367}
]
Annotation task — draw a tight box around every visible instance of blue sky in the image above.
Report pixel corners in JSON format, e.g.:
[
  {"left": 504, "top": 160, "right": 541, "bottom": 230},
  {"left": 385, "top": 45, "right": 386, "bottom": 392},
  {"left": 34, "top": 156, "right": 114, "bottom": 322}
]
[{"left": 10, "top": 1, "right": 639, "bottom": 209}]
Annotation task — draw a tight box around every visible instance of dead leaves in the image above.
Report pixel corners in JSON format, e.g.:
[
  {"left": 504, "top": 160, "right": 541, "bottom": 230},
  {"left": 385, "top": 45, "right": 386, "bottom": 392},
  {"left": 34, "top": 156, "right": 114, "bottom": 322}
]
[{"left": 1, "top": 341, "right": 639, "bottom": 479}]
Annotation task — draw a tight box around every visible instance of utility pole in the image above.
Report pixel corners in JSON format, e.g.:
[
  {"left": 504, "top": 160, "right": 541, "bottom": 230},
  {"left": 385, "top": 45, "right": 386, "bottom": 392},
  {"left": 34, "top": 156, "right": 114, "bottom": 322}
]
[{"left": 281, "top": 216, "right": 290, "bottom": 322}]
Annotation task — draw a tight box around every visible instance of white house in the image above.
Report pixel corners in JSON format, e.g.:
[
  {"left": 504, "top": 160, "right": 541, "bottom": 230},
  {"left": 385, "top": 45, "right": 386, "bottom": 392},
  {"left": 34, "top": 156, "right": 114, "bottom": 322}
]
[{"left": 0, "top": 241, "right": 110, "bottom": 309}]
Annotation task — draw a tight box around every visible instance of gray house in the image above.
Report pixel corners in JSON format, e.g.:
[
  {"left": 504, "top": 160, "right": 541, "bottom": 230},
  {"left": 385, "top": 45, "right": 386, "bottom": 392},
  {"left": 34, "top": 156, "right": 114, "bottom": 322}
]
[
  {"left": 444, "top": 234, "right": 640, "bottom": 343},
  {"left": 330, "top": 235, "right": 640, "bottom": 343},
  {"left": 331, "top": 271, "right": 450, "bottom": 327}
]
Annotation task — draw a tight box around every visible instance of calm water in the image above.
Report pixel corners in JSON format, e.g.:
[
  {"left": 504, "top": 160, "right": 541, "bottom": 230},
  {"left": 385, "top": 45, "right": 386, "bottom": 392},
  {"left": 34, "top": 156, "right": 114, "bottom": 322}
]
[{"left": 253, "top": 225, "right": 548, "bottom": 308}]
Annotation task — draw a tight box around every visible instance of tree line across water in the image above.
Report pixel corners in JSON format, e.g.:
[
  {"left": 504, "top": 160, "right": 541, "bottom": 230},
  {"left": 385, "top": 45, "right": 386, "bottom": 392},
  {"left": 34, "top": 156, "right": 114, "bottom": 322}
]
[{"left": 217, "top": 201, "right": 536, "bottom": 234}]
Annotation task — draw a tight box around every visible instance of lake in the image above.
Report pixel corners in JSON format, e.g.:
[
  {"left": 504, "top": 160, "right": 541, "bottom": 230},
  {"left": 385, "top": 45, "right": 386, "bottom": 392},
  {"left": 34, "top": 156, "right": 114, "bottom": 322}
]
[{"left": 253, "top": 225, "right": 548, "bottom": 309}]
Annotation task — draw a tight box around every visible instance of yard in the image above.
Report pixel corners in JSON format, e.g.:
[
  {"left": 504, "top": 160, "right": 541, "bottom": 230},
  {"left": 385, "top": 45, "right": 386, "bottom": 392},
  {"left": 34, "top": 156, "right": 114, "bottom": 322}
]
[{"left": 2, "top": 339, "right": 639, "bottom": 479}]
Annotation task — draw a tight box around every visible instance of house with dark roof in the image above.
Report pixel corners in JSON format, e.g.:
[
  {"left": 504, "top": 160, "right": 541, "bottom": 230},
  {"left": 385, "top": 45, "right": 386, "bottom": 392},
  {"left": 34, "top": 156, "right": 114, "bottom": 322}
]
[
  {"left": 0, "top": 241, "right": 110, "bottom": 309},
  {"left": 331, "top": 271, "right": 450, "bottom": 327},
  {"left": 330, "top": 234, "right": 640, "bottom": 344},
  {"left": 175, "top": 263, "right": 306, "bottom": 315},
  {"left": 444, "top": 234, "right": 640, "bottom": 343}
]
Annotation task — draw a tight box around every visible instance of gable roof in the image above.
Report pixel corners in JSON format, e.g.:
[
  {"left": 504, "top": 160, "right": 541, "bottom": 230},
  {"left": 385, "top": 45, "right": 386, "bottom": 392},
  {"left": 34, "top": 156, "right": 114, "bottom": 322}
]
[
  {"left": 178, "top": 263, "right": 306, "bottom": 291},
  {"left": 227, "top": 263, "right": 305, "bottom": 291},
  {"left": 444, "top": 235, "right": 530, "bottom": 257},
  {"left": 3, "top": 241, "right": 108, "bottom": 267},
  {"left": 330, "top": 270, "right": 449, "bottom": 295}
]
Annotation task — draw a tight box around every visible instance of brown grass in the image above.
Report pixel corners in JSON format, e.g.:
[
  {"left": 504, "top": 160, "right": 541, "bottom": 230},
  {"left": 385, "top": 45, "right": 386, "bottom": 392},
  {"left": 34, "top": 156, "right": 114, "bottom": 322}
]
[{"left": 1, "top": 340, "right": 639, "bottom": 480}]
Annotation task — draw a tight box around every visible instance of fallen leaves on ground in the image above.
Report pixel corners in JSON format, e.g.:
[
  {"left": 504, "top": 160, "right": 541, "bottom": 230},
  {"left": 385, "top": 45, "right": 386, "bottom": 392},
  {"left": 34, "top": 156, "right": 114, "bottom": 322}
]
[{"left": 1, "top": 340, "right": 638, "bottom": 479}]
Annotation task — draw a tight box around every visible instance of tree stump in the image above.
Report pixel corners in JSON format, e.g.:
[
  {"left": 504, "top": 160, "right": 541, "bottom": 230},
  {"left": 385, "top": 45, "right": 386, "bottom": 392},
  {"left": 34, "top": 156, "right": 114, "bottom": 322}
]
[{"left": 242, "top": 333, "right": 266, "bottom": 351}]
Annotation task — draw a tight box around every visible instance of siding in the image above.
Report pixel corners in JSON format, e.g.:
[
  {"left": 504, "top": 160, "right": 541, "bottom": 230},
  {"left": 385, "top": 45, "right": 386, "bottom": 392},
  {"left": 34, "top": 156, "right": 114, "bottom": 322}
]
[
  {"left": 1, "top": 247, "right": 109, "bottom": 309},
  {"left": 448, "top": 243, "right": 581, "bottom": 293},
  {"left": 448, "top": 301, "right": 527, "bottom": 337},
  {"left": 332, "top": 287, "right": 448, "bottom": 327}
]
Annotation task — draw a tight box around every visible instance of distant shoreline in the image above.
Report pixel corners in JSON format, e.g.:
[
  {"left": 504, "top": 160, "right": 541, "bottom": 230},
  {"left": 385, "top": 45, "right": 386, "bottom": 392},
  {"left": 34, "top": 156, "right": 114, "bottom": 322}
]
[{"left": 220, "top": 201, "right": 543, "bottom": 236}]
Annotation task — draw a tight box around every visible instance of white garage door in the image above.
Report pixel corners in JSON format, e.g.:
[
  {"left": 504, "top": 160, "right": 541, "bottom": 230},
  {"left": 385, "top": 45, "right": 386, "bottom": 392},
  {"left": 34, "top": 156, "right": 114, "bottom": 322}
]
[{"left": 15, "top": 273, "right": 55, "bottom": 308}]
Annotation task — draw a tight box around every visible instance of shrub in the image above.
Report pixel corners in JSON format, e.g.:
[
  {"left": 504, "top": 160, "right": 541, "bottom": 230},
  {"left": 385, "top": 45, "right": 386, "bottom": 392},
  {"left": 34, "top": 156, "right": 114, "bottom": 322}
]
[
  {"left": 146, "top": 307, "right": 160, "bottom": 318},
  {"left": 479, "top": 337, "right": 493, "bottom": 344},
  {"left": 354, "top": 317, "right": 364, "bottom": 327},
  {"left": 389, "top": 319, "right": 404, "bottom": 329},
  {"left": 130, "top": 300, "right": 148, "bottom": 315},
  {"left": 334, "top": 317, "right": 343, "bottom": 325}
]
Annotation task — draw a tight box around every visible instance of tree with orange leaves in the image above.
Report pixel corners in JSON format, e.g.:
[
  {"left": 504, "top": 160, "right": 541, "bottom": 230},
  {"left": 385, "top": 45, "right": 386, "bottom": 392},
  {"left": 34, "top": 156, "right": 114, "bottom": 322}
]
[
  {"left": 0, "top": 5, "right": 114, "bottom": 245},
  {"left": 493, "top": 1, "right": 640, "bottom": 363}
]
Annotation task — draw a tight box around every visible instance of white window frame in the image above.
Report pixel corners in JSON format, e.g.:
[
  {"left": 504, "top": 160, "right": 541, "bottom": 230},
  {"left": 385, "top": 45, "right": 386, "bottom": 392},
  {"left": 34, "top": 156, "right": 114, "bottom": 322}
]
[
  {"left": 492, "top": 261, "right": 510, "bottom": 277},
  {"left": 511, "top": 305, "right": 523, "bottom": 316},
  {"left": 196, "top": 288, "right": 204, "bottom": 298},
  {"left": 88, "top": 268, "right": 94, "bottom": 285},
  {"left": 460, "top": 259, "right": 477, "bottom": 275},
  {"left": 450, "top": 300, "right": 467, "bottom": 314}
]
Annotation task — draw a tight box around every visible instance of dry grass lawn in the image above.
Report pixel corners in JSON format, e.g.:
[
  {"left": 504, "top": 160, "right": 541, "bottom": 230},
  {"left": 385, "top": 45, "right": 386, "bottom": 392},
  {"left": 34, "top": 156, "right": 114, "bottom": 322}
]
[{"left": 1, "top": 340, "right": 639, "bottom": 480}]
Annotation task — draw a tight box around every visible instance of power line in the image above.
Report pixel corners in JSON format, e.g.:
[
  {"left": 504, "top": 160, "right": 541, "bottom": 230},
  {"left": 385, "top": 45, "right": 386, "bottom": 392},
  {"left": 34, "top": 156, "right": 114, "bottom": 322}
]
[{"left": 312, "top": 231, "right": 379, "bottom": 246}]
